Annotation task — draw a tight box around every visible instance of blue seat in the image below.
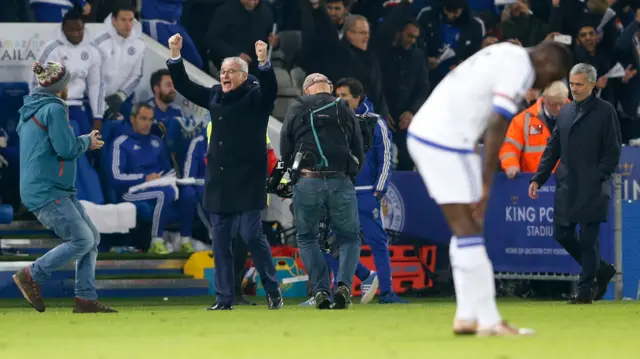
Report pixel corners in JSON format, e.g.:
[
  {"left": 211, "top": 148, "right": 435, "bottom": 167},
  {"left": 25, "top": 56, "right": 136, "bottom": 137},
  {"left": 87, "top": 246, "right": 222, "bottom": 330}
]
[{"left": 0, "top": 82, "right": 29, "bottom": 146}]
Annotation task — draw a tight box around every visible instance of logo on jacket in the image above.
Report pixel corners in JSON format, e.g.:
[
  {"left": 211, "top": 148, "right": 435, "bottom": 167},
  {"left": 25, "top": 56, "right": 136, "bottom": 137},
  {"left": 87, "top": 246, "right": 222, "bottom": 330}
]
[
  {"left": 381, "top": 183, "right": 405, "bottom": 232},
  {"left": 151, "top": 139, "right": 160, "bottom": 148},
  {"left": 81, "top": 51, "right": 89, "bottom": 61},
  {"left": 128, "top": 47, "right": 136, "bottom": 56},
  {"left": 529, "top": 125, "right": 542, "bottom": 135}
]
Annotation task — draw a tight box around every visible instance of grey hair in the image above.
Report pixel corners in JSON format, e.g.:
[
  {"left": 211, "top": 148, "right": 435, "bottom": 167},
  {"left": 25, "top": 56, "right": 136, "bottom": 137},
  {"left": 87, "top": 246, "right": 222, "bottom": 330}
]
[
  {"left": 570, "top": 63, "right": 597, "bottom": 83},
  {"left": 222, "top": 57, "right": 248, "bottom": 73},
  {"left": 344, "top": 14, "right": 368, "bottom": 33}
]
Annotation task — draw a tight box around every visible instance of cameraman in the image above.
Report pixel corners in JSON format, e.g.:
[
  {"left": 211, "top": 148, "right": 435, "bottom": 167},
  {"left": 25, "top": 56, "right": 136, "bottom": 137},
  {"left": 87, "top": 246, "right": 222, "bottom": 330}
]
[{"left": 280, "top": 73, "right": 365, "bottom": 310}]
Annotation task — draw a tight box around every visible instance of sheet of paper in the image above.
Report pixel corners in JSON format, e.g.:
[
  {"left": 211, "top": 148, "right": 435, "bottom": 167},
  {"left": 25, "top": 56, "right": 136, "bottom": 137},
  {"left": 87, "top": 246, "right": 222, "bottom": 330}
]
[
  {"left": 605, "top": 63, "right": 626, "bottom": 78},
  {"left": 438, "top": 46, "right": 456, "bottom": 62}
]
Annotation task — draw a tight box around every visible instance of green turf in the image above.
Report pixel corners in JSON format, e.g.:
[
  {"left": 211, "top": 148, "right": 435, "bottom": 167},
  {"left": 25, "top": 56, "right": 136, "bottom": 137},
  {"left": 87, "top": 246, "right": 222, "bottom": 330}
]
[
  {"left": 0, "top": 252, "right": 192, "bottom": 262},
  {"left": 0, "top": 296, "right": 638, "bottom": 359}
]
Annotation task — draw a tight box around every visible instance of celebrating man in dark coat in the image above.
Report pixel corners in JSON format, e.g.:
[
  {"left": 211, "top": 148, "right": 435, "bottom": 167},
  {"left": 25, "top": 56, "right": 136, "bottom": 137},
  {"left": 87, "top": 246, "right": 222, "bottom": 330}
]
[
  {"left": 529, "top": 63, "right": 621, "bottom": 304},
  {"left": 166, "top": 34, "right": 282, "bottom": 310}
]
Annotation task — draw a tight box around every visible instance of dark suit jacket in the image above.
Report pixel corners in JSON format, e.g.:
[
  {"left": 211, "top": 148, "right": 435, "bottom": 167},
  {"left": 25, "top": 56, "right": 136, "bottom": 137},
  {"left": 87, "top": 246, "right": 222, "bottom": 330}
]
[
  {"left": 532, "top": 95, "right": 621, "bottom": 224},
  {"left": 167, "top": 57, "right": 278, "bottom": 214}
]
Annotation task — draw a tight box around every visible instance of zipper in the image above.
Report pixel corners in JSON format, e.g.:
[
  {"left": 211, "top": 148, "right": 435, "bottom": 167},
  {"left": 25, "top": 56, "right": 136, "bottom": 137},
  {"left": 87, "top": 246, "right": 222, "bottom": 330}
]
[{"left": 59, "top": 160, "right": 64, "bottom": 177}]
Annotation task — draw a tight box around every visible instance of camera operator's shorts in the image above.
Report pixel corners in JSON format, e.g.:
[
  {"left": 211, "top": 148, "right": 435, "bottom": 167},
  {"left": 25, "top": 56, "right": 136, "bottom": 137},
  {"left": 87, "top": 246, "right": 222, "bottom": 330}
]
[{"left": 407, "top": 133, "right": 481, "bottom": 205}]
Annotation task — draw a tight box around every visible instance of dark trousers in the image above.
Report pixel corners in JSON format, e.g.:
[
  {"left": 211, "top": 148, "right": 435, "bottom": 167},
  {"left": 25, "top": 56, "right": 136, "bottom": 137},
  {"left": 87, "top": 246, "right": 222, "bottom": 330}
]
[
  {"left": 233, "top": 236, "right": 249, "bottom": 296},
  {"left": 209, "top": 209, "right": 279, "bottom": 305},
  {"left": 292, "top": 175, "right": 361, "bottom": 294},
  {"left": 554, "top": 222, "right": 606, "bottom": 296}
]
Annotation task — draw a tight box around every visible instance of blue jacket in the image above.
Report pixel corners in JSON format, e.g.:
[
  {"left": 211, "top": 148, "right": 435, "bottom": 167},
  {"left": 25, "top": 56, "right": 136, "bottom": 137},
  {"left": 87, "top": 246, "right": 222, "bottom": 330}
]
[
  {"left": 354, "top": 97, "right": 392, "bottom": 194},
  {"left": 183, "top": 134, "right": 207, "bottom": 180},
  {"left": 141, "top": 0, "right": 183, "bottom": 22},
  {"left": 108, "top": 122, "right": 172, "bottom": 200},
  {"left": 17, "top": 88, "right": 91, "bottom": 211}
]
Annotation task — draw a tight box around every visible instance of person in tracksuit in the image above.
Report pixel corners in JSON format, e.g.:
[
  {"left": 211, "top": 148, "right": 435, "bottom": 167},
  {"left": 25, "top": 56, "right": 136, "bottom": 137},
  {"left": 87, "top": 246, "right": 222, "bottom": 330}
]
[
  {"left": 34, "top": 9, "right": 105, "bottom": 137},
  {"left": 147, "top": 69, "right": 200, "bottom": 175},
  {"left": 335, "top": 77, "right": 407, "bottom": 304},
  {"left": 141, "top": 0, "right": 204, "bottom": 69},
  {"left": 93, "top": 4, "right": 145, "bottom": 122},
  {"left": 30, "top": 0, "right": 90, "bottom": 23},
  {"left": 108, "top": 103, "right": 196, "bottom": 254}
]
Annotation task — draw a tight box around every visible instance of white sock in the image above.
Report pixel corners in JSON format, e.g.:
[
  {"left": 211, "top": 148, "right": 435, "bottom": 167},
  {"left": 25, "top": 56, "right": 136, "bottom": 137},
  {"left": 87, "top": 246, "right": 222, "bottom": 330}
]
[
  {"left": 450, "top": 236, "right": 501, "bottom": 327},
  {"left": 180, "top": 236, "right": 192, "bottom": 245},
  {"left": 450, "top": 236, "right": 476, "bottom": 321},
  {"left": 151, "top": 237, "right": 164, "bottom": 245}
]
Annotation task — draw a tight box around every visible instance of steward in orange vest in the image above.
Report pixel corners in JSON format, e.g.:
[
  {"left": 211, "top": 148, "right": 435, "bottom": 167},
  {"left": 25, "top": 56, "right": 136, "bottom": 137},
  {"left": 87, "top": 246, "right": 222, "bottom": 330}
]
[{"left": 499, "top": 82, "right": 569, "bottom": 177}]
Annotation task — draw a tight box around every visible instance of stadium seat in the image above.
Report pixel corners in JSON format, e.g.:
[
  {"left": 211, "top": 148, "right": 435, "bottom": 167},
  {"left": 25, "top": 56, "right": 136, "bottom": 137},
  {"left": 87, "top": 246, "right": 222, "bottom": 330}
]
[
  {"left": 0, "top": 82, "right": 29, "bottom": 145},
  {"left": 274, "top": 30, "right": 302, "bottom": 69},
  {"left": 290, "top": 67, "right": 306, "bottom": 91}
]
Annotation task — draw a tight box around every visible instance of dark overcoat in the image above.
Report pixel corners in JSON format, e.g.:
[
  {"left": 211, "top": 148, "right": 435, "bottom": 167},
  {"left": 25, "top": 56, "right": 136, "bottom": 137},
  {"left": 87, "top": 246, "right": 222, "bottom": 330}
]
[
  {"left": 167, "top": 58, "right": 278, "bottom": 214},
  {"left": 532, "top": 94, "right": 622, "bottom": 224}
]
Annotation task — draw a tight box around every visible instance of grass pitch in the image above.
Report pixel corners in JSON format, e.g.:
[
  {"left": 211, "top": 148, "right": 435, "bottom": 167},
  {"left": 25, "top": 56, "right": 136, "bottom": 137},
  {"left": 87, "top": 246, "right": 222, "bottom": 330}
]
[{"left": 0, "top": 296, "right": 638, "bottom": 359}]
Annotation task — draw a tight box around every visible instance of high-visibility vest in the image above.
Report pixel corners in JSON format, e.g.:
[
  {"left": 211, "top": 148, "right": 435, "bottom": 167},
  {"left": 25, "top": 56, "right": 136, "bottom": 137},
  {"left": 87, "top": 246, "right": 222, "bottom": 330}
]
[{"left": 499, "top": 98, "right": 562, "bottom": 173}]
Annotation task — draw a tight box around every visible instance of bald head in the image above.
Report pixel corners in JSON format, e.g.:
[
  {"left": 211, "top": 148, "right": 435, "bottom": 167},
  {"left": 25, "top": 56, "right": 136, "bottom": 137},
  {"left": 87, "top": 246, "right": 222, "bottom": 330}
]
[
  {"left": 303, "top": 73, "right": 333, "bottom": 95},
  {"left": 529, "top": 41, "right": 573, "bottom": 90}
]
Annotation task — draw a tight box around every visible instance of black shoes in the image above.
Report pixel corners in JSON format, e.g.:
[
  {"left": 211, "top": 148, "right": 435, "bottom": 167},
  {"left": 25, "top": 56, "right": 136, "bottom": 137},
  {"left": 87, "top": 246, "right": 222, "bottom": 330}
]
[
  {"left": 593, "top": 264, "right": 616, "bottom": 301},
  {"left": 268, "top": 293, "right": 284, "bottom": 309},
  {"left": 331, "top": 285, "right": 351, "bottom": 310},
  {"left": 314, "top": 291, "right": 332, "bottom": 310},
  {"left": 206, "top": 303, "right": 233, "bottom": 311}
]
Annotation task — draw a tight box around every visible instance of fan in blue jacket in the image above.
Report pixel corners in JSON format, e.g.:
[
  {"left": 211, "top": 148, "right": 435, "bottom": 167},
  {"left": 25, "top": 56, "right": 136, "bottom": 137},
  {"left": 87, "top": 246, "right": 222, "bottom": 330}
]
[
  {"left": 336, "top": 77, "right": 407, "bottom": 304},
  {"left": 108, "top": 103, "right": 197, "bottom": 254}
]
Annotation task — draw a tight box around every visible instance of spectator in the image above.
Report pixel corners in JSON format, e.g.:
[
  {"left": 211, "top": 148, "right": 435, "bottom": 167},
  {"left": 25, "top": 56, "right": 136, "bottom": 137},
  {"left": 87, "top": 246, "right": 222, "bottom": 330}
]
[
  {"left": 30, "top": 0, "right": 91, "bottom": 23},
  {"left": 375, "top": 0, "right": 430, "bottom": 170},
  {"left": 549, "top": 0, "right": 619, "bottom": 54},
  {"left": 500, "top": 0, "right": 557, "bottom": 47},
  {"left": 1, "top": 0, "right": 29, "bottom": 22},
  {"left": 206, "top": 0, "right": 276, "bottom": 72},
  {"left": 147, "top": 69, "right": 199, "bottom": 176},
  {"left": 13, "top": 60, "right": 116, "bottom": 314},
  {"left": 614, "top": 8, "right": 640, "bottom": 143},
  {"left": 417, "top": 0, "right": 483, "bottom": 86},
  {"left": 499, "top": 81, "right": 569, "bottom": 178},
  {"left": 108, "top": 103, "right": 196, "bottom": 254},
  {"left": 141, "top": 0, "right": 204, "bottom": 69},
  {"left": 571, "top": 18, "right": 616, "bottom": 104},
  {"left": 326, "top": 0, "right": 352, "bottom": 38},
  {"left": 33, "top": 9, "right": 104, "bottom": 135},
  {"left": 93, "top": 3, "right": 145, "bottom": 121},
  {"left": 298, "top": 0, "right": 389, "bottom": 118}
]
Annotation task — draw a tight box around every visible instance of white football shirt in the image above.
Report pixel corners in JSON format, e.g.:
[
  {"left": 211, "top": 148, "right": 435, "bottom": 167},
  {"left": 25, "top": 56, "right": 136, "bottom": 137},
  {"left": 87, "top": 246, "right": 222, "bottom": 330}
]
[{"left": 408, "top": 42, "right": 535, "bottom": 151}]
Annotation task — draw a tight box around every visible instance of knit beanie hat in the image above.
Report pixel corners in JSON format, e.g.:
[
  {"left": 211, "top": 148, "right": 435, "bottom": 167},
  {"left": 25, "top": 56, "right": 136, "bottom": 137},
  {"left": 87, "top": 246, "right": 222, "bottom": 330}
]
[{"left": 32, "top": 61, "right": 70, "bottom": 94}]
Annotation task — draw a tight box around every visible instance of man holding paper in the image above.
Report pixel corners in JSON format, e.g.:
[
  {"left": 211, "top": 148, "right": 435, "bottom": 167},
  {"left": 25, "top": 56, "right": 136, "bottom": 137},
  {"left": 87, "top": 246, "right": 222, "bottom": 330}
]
[{"left": 108, "top": 103, "right": 198, "bottom": 254}]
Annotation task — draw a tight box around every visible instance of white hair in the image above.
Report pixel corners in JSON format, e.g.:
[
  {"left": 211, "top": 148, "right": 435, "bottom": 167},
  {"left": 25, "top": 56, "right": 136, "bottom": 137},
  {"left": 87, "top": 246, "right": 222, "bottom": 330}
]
[
  {"left": 222, "top": 57, "right": 248, "bottom": 73},
  {"left": 543, "top": 81, "right": 569, "bottom": 98},
  {"left": 570, "top": 63, "right": 597, "bottom": 83}
]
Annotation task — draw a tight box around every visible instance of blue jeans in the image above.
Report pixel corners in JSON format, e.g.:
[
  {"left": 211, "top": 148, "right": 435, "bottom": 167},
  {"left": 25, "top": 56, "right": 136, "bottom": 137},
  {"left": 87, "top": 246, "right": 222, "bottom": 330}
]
[
  {"left": 293, "top": 175, "right": 361, "bottom": 294},
  {"left": 30, "top": 196, "right": 100, "bottom": 300}
]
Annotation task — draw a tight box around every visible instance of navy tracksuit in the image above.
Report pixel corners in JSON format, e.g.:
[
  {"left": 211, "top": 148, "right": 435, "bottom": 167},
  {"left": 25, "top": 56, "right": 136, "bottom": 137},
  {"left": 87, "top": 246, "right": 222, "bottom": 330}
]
[
  {"left": 324, "top": 98, "right": 395, "bottom": 294},
  {"left": 181, "top": 134, "right": 210, "bottom": 234},
  {"left": 108, "top": 124, "right": 197, "bottom": 238},
  {"left": 141, "top": 0, "right": 204, "bottom": 69}
]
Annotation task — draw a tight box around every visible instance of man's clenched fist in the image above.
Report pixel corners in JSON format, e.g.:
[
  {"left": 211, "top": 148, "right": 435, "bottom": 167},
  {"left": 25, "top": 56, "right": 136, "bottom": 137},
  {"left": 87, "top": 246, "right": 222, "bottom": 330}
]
[
  {"left": 255, "top": 40, "right": 268, "bottom": 63},
  {"left": 169, "top": 34, "right": 183, "bottom": 58}
]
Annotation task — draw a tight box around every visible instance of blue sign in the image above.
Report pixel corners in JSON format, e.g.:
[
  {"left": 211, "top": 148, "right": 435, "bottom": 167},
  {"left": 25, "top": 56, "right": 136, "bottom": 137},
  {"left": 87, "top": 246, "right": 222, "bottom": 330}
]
[{"left": 382, "top": 147, "right": 639, "bottom": 274}]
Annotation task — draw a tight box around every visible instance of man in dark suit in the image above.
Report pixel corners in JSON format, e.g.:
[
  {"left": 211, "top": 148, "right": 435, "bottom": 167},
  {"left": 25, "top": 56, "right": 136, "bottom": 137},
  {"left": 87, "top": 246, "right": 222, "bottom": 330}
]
[
  {"left": 529, "top": 63, "right": 621, "bottom": 304},
  {"left": 166, "top": 34, "right": 282, "bottom": 310}
]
